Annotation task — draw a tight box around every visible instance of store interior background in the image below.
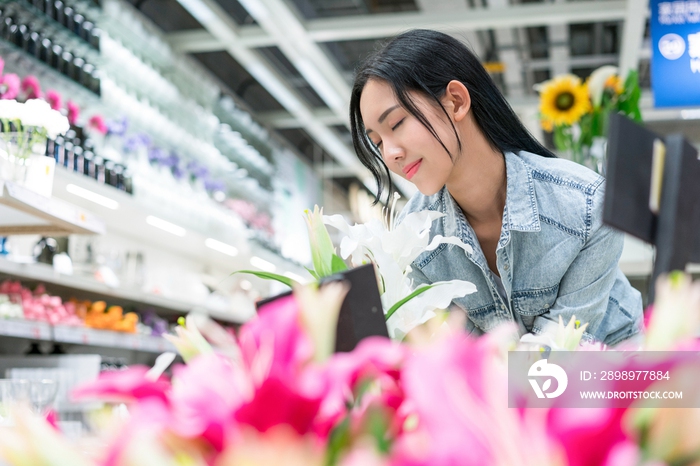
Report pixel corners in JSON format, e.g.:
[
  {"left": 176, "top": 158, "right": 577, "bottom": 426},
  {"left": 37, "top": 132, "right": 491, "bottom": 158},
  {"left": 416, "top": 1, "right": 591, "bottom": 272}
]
[{"left": 0, "top": 0, "right": 698, "bottom": 431}]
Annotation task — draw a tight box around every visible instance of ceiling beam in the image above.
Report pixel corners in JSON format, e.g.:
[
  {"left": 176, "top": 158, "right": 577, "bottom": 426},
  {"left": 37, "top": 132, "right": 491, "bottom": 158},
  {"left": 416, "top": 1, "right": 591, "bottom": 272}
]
[
  {"left": 168, "top": 0, "right": 633, "bottom": 53},
  {"left": 173, "top": 0, "right": 366, "bottom": 178},
  {"left": 235, "top": 0, "right": 351, "bottom": 119}
]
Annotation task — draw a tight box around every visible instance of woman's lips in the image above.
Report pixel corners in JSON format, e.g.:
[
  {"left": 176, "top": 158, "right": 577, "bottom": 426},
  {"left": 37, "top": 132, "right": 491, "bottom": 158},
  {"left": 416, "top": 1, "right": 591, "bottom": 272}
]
[{"left": 403, "top": 159, "right": 422, "bottom": 180}]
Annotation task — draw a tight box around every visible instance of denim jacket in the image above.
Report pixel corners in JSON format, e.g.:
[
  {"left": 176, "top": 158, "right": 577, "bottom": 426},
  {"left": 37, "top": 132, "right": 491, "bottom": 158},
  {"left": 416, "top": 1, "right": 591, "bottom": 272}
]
[{"left": 399, "top": 150, "right": 643, "bottom": 346}]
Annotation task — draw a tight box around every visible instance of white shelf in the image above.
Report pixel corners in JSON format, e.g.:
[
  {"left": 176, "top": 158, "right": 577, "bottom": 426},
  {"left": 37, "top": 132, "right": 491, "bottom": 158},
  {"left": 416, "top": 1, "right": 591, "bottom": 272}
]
[
  {"left": 0, "top": 181, "right": 105, "bottom": 236},
  {"left": 0, "top": 317, "right": 174, "bottom": 353},
  {"left": 0, "top": 257, "right": 242, "bottom": 323}
]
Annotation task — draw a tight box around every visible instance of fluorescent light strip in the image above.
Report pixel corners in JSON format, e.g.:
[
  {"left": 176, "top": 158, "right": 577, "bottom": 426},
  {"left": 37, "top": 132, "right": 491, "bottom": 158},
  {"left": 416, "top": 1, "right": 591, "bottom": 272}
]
[
  {"left": 146, "top": 215, "right": 186, "bottom": 237},
  {"left": 205, "top": 238, "right": 239, "bottom": 257},
  {"left": 284, "top": 271, "right": 306, "bottom": 283},
  {"left": 66, "top": 184, "right": 119, "bottom": 210},
  {"left": 250, "top": 256, "right": 276, "bottom": 272}
]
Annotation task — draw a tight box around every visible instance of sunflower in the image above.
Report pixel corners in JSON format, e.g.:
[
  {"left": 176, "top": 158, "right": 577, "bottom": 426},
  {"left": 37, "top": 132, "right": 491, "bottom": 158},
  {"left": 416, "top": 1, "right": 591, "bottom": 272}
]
[
  {"left": 540, "top": 117, "right": 554, "bottom": 132},
  {"left": 538, "top": 75, "right": 591, "bottom": 126}
]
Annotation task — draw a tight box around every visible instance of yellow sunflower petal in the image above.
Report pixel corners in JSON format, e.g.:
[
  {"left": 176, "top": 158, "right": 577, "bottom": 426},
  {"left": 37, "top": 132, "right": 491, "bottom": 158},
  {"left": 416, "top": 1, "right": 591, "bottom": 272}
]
[{"left": 538, "top": 75, "right": 591, "bottom": 126}]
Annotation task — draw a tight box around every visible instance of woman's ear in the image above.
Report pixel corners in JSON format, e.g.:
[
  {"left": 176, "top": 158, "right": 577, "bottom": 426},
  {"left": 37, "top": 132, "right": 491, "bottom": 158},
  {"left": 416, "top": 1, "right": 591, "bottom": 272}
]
[{"left": 443, "top": 80, "right": 472, "bottom": 122}]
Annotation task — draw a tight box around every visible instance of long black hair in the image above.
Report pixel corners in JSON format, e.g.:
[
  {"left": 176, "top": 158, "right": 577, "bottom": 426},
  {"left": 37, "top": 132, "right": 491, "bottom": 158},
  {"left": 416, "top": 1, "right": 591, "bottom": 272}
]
[{"left": 350, "top": 29, "right": 556, "bottom": 203}]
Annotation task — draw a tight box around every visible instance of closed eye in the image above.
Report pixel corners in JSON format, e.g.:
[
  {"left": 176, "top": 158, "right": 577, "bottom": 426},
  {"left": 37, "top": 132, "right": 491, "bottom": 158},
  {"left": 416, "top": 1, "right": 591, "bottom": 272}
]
[{"left": 391, "top": 119, "right": 404, "bottom": 130}]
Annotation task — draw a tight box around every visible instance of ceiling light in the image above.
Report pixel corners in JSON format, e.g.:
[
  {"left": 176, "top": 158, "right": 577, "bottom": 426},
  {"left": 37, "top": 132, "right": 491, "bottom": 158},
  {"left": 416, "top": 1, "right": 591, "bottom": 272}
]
[
  {"left": 146, "top": 215, "right": 186, "bottom": 237},
  {"left": 250, "top": 256, "right": 276, "bottom": 272},
  {"left": 66, "top": 184, "right": 119, "bottom": 210},
  {"left": 284, "top": 271, "right": 306, "bottom": 283},
  {"left": 205, "top": 238, "right": 238, "bottom": 256}
]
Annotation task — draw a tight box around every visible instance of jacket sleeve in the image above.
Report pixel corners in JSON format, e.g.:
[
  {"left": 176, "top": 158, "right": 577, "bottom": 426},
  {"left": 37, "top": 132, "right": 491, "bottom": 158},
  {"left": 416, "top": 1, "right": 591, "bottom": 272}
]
[{"left": 531, "top": 193, "right": 624, "bottom": 343}]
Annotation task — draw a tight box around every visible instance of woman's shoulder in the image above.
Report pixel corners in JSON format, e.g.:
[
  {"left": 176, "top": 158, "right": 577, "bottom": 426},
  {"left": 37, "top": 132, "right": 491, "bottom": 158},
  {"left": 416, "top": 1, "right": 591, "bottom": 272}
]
[{"left": 516, "top": 150, "right": 605, "bottom": 196}]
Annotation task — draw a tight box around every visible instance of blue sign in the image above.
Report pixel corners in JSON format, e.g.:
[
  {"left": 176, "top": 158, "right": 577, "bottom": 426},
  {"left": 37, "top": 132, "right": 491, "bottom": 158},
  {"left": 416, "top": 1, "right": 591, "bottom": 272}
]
[{"left": 650, "top": 0, "right": 700, "bottom": 107}]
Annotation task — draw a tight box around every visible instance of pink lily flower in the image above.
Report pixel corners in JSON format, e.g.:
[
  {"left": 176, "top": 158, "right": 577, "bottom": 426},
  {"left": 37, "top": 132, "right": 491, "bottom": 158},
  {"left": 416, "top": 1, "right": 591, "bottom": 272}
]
[
  {"left": 67, "top": 100, "right": 80, "bottom": 125},
  {"left": 71, "top": 366, "right": 170, "bottom": 404},
  {"left": 88, "top": 114, "right": 108, "bottom": 135},
  {"left": 170, "top": 354, "right": 249, "bottom": 451},
  {"left": 20, "top": 75, "right": 42, "bottom": 100},
  {"left": 0, "top": 73, "right": 20, "bottom": 100},
  {"left": 45, "top": 90, "right": 63, "bottom": 111}
]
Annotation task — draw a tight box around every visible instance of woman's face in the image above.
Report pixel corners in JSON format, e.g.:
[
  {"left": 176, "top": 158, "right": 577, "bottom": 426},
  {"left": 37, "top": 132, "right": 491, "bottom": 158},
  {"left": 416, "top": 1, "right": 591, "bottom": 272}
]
[{"left": 359, "top": 79, "right": 458, "bottom": 196}]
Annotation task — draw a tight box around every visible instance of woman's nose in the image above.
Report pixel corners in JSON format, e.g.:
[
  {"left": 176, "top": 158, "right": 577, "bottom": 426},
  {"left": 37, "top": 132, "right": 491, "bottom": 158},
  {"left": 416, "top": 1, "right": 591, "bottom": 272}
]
[{"left": 384, "top": 143, "right": 404, "bottom": 164}]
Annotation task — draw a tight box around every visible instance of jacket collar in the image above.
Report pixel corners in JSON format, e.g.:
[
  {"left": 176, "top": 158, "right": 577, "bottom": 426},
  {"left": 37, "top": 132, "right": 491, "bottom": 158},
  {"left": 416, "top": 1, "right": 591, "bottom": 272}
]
[{"left": 503, "top": 151, "right": 541, "bottom": 232}]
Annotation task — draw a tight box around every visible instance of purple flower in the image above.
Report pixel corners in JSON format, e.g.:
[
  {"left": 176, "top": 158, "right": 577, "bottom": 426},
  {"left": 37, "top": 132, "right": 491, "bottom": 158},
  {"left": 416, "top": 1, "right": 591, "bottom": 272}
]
[
  {"left": 171, "top": 164, "right": 185, "bottom": 180},
  {"left": 204, "top": 179, "right": 226, "bottom": 193},
  {"left": 148, "top": 147, "right": 168, "bottom": 164},
  {"left": 107, "top": 117, "right": 129, "bottom": 137},
  {"left": 162, "top": 152, "right": 179, "bottom": 168},
  {"left": 186, "top": 161, "right": 209, "bottom": 179},
  {"left": 123, "top": 135, "right": 143, "bottom": 153}
]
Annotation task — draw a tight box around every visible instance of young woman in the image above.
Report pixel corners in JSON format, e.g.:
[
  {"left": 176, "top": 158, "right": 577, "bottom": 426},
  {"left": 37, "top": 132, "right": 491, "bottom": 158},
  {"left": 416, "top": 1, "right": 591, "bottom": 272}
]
[{"left": 350, "top": 29, "right": 642, "bottom": 346}]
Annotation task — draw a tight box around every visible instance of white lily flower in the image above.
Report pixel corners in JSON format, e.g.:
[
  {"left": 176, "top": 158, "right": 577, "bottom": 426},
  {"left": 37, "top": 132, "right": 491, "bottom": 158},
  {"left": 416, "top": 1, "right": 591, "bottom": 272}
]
[
  {"left": 587, "top": 65, "right": 618, "bottom": 108},
  {"left": 324, "top": 206, "right": 477, "bottom": 339},
  {"left": 386, "top": 278, "right": 477, "bottom": 340}
]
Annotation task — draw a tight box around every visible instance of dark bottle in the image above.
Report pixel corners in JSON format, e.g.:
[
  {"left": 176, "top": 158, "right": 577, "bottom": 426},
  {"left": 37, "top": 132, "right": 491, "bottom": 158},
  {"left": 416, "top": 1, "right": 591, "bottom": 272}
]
[
  {"left": 83, "top": 150, "right": 95, "bottom": 177},
  {"left": 53, "top": 135, "right": 65, "bottom": 165},
  {"left": 16, "top": 24, "right": 28, "bottom": 49},
  {"left": 39, "top": 37, "right": 52, "bottom": 63},
  {"left": 72, "top": 13, "right": 84, "bottom": 36},
  {"left": 27, "top": 31, "right": 40, "bottom": 56},
  {"left": 52, "top": 1, "right": 64, "bottom": 25},
  {"left": 89, "top": 67, "right": 100, "bottom": 95},
  {"left": 50, "top": 44, "right": 63, "bottom": 69},
  {"left": 1, "top": 18, "right": 13, "bottom": 43},
  {"left": 60, "top": 51, "right": 74, "bottom": 76},
  {"left": 81, "top": 150, "right": 93, "bottom": 175},
  {"left": 7, "top": 23, "right": 18, "bottom": 46},
  {"left": 81, "top": 20, "right": 93, "bottom": 42},
  {"left": 81, "top": 62, "right": 94, "bottom": 89},
  {"left": 110, "top": 163, "right": 125, "bottom": 189},
  {"left": 123, "top": 169, "right": 133, "bottom": 194},
  {"left": 72, "top": 146, "right": 84, "bottom": 172},
  {"left": 63, "top": 140, "right": 75, "bottom": 169},
  {"left": 94, "top": 156, "right": 105, "bottom": 183},
  {"left": 71, "top": 56, "right": 84, "bottom": 82},
  {"left": 63, "top": 6, "right": 74, "bottom": 31},
  {"left": 88, "top": 26, "right": 100, "bottom": 49}
]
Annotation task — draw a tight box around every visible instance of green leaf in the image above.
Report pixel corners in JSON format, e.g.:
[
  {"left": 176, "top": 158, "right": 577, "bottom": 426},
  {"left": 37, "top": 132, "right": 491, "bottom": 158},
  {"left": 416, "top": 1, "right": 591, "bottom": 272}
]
[
  {"left": 330, "top": 254, "right": 348, "bottom": 274},
  {"left": 305, "top": 266, "right": 320, "bottom": 281},
  {"left": 324, "top": 416, "right": 351, "bottom": 466},
  {"left": 230, "top": 270, "right": 298, "bottom": 288},
  {"left": 385, "top": 284, "right": 434, "bottom": 320}
]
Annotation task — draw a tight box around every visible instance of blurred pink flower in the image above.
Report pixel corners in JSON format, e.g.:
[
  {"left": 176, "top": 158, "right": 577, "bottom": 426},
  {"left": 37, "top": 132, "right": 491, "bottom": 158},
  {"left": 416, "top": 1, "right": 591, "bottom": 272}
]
[
  {"left": 67, "top": 100, "right": 80, "bottom": 125},
  {"left": 45, "top": 90, "right": 62, "bottom": 111},
  {"left": 0, "top": 73, "right": 20, "bottom": 100},
  {"left": 88, "top": 114, "right": 108, "bottom": 135},
  {"left": 20, "top": 75, "right": 42, "bottom": 100},
  {"left": 71, "top": 365, "right": 170, "bottom": 404},
  {"left": 170, "top": 354, "right": 249, "bottom": 451},
  {"left": 238, "top": 293, "right": 314, "bottom": 382}
]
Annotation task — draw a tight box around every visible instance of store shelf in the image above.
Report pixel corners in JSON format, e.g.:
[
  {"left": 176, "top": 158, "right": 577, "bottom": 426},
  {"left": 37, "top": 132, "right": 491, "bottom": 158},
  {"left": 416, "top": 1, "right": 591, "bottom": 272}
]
[
  {"left": 0, "top": 257, "right": 242, "bottom": 322},
  {"left": 0, "top": 180, "right": 105, "bottom": 236},
  {"left": 0, "top": 317, "right": 174, "bottom": 353}
]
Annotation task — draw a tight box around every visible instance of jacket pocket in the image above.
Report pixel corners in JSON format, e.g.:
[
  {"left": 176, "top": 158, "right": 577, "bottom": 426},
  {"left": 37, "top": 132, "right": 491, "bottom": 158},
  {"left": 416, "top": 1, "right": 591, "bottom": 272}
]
[
  {"left": 466, "top": 303, "right": 505, "bottom": 332},
  {"left": 512, "top": 284, "right": 559, "bottom": 331}
]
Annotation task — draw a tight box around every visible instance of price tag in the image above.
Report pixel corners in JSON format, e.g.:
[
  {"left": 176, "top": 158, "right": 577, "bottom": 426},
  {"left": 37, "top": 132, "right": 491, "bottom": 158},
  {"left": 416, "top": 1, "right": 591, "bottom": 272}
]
[{"left": 0, "top": 319, "right": 50, "bottom": 339}]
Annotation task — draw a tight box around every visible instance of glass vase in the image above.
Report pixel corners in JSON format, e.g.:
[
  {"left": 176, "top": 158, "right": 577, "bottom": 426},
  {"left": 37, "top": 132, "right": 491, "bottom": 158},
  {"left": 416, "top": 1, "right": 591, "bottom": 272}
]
[{"left": 0, "top": 132, "right": 45, "bottom": 186}]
